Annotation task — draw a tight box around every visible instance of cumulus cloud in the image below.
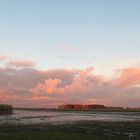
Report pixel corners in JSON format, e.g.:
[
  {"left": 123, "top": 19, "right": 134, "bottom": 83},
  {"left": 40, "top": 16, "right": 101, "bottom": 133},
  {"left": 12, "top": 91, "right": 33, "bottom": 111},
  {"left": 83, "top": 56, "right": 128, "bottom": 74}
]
[
  {"left": 31, "top": 66, "right": 140, "bottom": 107},
  {"left": 31, "top": 79, "right": 62, "bottom": 96},
  {"left": 112, "top": 67, "right": 140, "bottom": 88},
  {"left": 0, "top": 65, "right": 140, "bottom": 107}
]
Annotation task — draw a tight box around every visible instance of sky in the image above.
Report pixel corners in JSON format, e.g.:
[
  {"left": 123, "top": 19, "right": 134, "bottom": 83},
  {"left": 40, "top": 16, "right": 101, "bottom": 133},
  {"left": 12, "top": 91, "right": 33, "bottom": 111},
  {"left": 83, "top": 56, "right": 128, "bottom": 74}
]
[{"left": 0, "top": 0, "right": 140, "bottom": 107}]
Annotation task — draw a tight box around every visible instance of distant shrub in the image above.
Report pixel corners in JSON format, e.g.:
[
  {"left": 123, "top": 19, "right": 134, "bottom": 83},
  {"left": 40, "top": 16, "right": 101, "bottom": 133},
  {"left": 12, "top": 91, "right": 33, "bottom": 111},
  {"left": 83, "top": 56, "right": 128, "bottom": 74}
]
[{"left": 0, "top": 104, "right": 13, "bottom": 115}]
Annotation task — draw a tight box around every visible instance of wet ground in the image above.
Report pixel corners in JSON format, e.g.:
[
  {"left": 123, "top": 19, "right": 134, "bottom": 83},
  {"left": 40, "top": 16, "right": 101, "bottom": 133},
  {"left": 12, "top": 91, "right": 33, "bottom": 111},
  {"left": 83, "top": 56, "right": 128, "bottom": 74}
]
[{"left": 0, "top": 109, "right": 140, "bottom": 125}]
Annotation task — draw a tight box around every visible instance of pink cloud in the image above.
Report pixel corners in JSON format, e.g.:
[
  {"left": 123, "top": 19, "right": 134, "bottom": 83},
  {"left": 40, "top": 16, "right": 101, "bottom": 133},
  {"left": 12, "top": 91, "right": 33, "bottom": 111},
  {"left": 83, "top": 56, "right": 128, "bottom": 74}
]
[
  {"left": 8, "top": 60, "right": 35, "bottom": 67},
  {"left": 0, "top": 55, "right": 7, "bottom": 61},
  {"left": 58, "top": 44, "right": 78, "bottom": 52},
  {"left": 30, "top": 67, "right": 132, "bottom": 106},
  {"left": 32, "top": 79, "right": 61, "bottom": 94},
  {"left": 112, "top": 67, "right": 140, "bottom": 88},
  {"left": 0, "top": 66, "right": 140, "bottom": 107}
]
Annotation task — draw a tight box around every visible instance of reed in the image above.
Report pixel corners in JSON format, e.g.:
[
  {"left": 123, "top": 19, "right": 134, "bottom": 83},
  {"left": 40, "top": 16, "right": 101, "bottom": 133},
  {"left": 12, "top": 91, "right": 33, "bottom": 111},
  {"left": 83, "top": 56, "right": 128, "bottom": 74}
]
[{"left": 0, "top": 104, "right": 13, "bottom": 115}]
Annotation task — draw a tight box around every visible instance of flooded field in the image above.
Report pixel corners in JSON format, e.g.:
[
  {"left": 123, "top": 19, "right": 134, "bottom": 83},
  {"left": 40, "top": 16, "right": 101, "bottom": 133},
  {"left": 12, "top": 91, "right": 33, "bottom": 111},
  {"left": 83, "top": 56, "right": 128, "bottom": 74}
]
[{"left": 0, "top": 110, "right": 140, "bottom": 125}]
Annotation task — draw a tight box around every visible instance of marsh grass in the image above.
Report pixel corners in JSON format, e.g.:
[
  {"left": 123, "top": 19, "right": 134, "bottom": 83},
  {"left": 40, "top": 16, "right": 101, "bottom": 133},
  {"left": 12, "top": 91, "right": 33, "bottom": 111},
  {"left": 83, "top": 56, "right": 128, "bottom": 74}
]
[
  {"left": 0, "top": 121, "right": 139, "bottom": 140},
  {"left": 0, "top": 104, "right": 13, "bottom": 115}
]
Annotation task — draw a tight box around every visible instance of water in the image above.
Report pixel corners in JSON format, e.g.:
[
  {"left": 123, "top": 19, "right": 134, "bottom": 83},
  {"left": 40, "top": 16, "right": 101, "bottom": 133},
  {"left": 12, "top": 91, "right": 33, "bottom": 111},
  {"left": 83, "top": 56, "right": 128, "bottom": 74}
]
[{"left": 0, "top": 110, "right": 140, "bottom": 125}]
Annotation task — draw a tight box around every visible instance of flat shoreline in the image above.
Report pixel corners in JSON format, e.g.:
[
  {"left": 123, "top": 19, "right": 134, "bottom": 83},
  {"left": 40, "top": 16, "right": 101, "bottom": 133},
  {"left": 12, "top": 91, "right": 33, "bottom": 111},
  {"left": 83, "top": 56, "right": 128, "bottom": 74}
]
[{"left": 14, "top": 108, "right": 140, "bottom": 112}]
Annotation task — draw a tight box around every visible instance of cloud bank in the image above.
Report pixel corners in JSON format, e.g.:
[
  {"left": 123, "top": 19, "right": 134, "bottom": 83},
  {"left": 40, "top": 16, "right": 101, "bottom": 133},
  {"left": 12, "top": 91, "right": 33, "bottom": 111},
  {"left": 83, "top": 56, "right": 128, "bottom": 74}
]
[{"left": 0, "top": 61, "right": 139, "bottom": 107}]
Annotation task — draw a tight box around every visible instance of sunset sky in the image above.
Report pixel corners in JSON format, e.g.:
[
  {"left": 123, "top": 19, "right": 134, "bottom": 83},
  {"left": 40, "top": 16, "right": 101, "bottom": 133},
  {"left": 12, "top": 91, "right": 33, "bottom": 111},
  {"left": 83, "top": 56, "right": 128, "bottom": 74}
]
[{"left": 0, "top": 0, "right": 140, "bottom": 107}]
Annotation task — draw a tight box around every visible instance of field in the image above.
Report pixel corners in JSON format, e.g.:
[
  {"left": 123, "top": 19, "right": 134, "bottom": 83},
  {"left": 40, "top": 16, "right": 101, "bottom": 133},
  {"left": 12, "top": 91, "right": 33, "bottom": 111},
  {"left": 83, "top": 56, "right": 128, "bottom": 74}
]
[{"left": 0, "top": 121, "right": 140, "bottom": 140}]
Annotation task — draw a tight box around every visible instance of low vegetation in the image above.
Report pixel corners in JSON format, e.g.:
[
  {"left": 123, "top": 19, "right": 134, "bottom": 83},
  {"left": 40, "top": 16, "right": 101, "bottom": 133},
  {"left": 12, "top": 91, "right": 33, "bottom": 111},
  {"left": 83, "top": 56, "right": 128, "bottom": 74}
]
[
  {"left": 0, "top": 121, "right": 139, "bottom": 140},
  {"left": 0, "top": 104, "right": 13, "bottom": 115}
]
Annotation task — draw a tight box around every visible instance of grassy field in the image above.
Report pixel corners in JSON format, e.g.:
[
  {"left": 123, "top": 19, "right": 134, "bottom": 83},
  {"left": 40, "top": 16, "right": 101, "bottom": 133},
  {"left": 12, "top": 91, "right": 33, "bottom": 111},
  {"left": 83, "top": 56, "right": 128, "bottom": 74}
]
[
  {"left": 0, "top": 104, "right": 13, "bottom": 115},
  {"left": 0, "top": 121, "right": 139, "bottom": 140}
]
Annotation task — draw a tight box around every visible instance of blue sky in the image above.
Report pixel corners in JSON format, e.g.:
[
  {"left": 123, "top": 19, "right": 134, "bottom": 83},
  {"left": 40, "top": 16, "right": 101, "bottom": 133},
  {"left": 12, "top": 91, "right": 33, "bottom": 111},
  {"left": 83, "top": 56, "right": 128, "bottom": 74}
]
[{"left": 0, "top": 0, "right": 140, "bottom": 76}]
